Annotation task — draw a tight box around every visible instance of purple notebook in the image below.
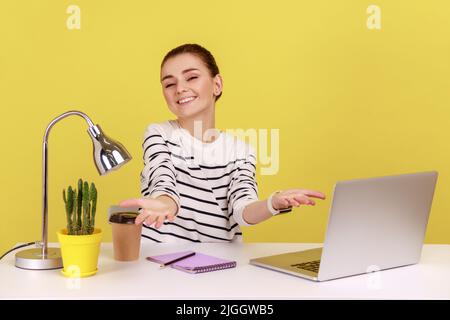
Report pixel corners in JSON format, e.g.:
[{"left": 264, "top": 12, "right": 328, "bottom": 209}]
[{"left": 147, "top": 251, "right": 236, "bottom": 274}]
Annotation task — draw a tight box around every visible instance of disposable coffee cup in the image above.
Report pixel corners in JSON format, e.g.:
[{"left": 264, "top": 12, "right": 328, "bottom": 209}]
[{"left": 108, "top": 206, "right": 142, "bottom": 261}]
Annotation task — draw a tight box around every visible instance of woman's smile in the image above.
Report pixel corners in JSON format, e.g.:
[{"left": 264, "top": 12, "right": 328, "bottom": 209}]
[{"left": 177, "top": 96, "right": 198, "bottom": 106}]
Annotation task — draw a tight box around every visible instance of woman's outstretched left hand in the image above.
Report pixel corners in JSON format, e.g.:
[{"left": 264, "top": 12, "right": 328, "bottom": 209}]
[{"left": 272, "top": 189, "right": 326, "bottom": 210}]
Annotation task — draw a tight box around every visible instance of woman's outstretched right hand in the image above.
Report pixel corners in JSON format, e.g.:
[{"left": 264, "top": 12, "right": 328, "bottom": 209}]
[{"left": 119, "top": 197, "right": 177, "bottom": 229}]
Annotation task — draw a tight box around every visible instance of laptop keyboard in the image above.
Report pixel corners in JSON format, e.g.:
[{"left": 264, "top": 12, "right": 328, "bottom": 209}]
[{"left": 291, "top": 260, "right": 321, "bottom": 273}]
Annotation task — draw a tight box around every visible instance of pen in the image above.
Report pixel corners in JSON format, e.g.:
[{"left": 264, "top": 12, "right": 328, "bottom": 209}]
[{"left": 160, "top": 252, "right": 196, "bottom": 268}]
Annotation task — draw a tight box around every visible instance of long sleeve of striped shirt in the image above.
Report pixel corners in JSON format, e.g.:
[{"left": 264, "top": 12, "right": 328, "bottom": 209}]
[
  {"left": 140, "top": 124, "right": 181, "bottom": 211},
  {"left": 227, "top": 147, "right": 259, "bottom": 227}
]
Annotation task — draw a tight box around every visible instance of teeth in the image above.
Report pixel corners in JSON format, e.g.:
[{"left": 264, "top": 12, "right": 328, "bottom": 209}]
[{"left": 178, "top": 97, "right": 196, "bottom": 104}]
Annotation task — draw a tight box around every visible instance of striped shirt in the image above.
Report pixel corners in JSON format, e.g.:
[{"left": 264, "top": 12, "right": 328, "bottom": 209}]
[{"left": 140, "top": 120, "right": 259, "bottom": 243}]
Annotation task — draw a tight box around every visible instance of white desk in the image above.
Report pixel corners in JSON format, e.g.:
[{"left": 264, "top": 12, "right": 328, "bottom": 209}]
[{"left": 1, "top": 243, "right": 449, "bottom": 300}]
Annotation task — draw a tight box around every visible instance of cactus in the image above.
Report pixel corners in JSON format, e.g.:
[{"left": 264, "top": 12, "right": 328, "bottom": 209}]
[
  {"left": 90, "top": 182, "right": 97, "bottom": 235},
  {"left": 72, "top": 189, "right": 78, "bottom": 234},
  {"left": 68, "top": 187, "right": 75, "bottom": 234},
  {"left": 63, "top": 179, "right": 98, "bottom": 235},
  {"left": 82, "top": 181, "right": 90, "bottom": 235},
  {"left": 63, "top": 189, "right": 70, "bottom": 234},
  {"left": 77, "top": 179, "right": 83, "bottom": 234},
  {"left": 63, "top": 186, "right": 78, "bottom": 235}
]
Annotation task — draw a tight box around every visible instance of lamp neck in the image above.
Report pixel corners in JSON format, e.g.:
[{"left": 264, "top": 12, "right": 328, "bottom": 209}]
[{"left": 43, "top": 111, "right": 94, "bottom": 143}]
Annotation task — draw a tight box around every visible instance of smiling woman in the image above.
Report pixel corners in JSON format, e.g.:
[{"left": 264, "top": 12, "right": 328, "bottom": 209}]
[{"left": 118, "top": 43, "right": 326, "bottom": 243}]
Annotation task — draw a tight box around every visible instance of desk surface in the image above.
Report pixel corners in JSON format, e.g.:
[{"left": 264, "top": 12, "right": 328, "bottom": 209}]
[{"left": 1, "top": 243, "right": 449, "bottom": 299}]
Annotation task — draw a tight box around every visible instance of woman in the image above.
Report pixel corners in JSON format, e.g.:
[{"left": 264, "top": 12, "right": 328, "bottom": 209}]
[{"left": 119, "top": 43, "right": 326, "bottom": 242}]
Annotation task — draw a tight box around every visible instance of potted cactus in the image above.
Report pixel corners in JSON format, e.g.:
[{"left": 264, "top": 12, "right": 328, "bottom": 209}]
[{"left": 57, "top": 178, "right": 103, "bottom": 278}]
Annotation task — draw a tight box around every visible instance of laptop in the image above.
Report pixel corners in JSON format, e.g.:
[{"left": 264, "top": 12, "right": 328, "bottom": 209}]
[{"left": 250, "top": 171, "right": 438, "bottom": 281}]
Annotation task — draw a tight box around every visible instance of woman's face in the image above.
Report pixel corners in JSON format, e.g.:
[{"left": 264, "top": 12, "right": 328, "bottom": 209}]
[{"left": 160, "top": 53, "right": 222, "bottom": 119}]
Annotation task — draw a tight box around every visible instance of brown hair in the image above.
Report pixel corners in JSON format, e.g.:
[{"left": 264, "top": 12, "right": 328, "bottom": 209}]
[{"left": 161, "top": 44, "right": 222, "bottom": 101}]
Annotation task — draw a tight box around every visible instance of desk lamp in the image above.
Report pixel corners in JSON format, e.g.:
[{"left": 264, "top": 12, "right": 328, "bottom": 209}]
[{"left": 15, "top": 110, "right": 132, "bottom": 270}]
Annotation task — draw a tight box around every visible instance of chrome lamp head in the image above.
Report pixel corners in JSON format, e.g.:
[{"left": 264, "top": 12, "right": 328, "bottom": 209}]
[
  {"left": 14, "top": 111, "right": 131, "bottom": 270},
  {"left": 88, "top": 124, "right": 132, "bottom": 175}
]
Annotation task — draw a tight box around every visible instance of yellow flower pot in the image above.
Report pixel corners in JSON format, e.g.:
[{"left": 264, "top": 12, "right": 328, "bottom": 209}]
[{"left": 57, "top": 228, "right": 103, "bottom": 278}]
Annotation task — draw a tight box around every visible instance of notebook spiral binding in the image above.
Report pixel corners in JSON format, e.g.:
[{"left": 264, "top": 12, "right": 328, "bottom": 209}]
[{"left": 193, "top": 261, "right": 237, "bottom": 273}]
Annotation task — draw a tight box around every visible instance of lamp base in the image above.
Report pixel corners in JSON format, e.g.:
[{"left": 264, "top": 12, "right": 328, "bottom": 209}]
[{"left": 15, "top": 247, "right": 63, "bottom": 270}]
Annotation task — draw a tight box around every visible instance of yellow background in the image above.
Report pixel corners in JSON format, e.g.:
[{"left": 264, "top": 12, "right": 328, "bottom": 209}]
[{"left": 1, "top": 1, "right": 449, "bottom": 255}]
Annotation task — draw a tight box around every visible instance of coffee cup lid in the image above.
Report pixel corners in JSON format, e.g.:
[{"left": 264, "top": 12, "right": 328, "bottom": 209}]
[{"left": 109, "top": 212, "right": 138, "bottom": 224}]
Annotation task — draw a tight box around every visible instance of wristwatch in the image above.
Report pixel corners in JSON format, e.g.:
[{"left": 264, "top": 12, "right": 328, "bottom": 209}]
[{"left": 267, "top": 191, "right": 292, "bottom": 216}]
